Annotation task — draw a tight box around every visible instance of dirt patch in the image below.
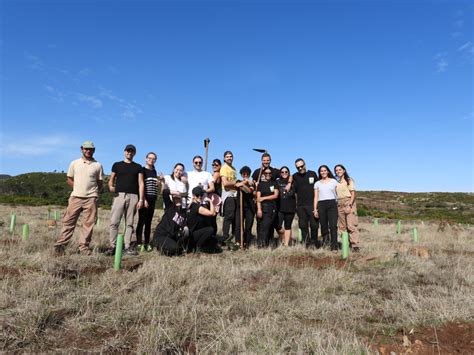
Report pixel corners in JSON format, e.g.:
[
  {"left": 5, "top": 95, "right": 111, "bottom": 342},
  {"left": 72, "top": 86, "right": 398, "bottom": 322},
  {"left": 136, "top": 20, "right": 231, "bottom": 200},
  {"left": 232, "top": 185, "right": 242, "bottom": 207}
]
[
  {"left": 371, "top": 321, "right": 474, "bottom": 354},
  {"left": 0, "top": 239, "right": 20, "bottom": 246},
  {"left": 275, "top": 255, "right": 351, "bottom": 270},
  {"left": 0, "top": 265, "right": 40, "bottom": 278},
  {"left": 241, "top": 271, "right": 270, "bottom": 291},
  {"left": 50, "top": 260, "right": 143, "bottom": 279}
]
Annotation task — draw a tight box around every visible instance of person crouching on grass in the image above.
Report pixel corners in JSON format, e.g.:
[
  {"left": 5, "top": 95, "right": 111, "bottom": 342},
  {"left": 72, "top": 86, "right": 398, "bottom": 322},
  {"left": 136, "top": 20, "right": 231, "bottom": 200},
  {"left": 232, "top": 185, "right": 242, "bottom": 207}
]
[
  {"left": 334, "top": 164, "right": 360, "bottom": 252},
  {"left": 187, "top": 186, "right": 221, "bottom": 253},
  {"left": 313, "top": 165, "right": 339, "bottom": 251}
]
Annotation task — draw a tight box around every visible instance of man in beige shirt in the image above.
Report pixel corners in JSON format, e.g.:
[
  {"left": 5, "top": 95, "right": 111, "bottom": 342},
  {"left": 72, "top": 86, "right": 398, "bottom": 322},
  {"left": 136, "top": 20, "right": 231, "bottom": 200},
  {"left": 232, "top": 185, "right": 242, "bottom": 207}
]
[{"left": 54, "top": 141, "right": 104, "bottom": 255}]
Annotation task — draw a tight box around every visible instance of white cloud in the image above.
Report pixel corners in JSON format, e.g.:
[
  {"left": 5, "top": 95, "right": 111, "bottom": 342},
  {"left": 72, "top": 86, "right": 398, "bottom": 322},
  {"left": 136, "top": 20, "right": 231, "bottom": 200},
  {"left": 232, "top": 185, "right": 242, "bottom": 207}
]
[
  {"left": 76, "top": 93, "right": 103, "bottom": 108},
  {"left": 458, "top": 41, "right": 472, "bottom": 51},
  {"left": 78, "top": 68, "right": 91, "bottom": 76},
  {"left": 0, "top": 135, "right": 72, "bottom": 156},
  {"left": 434, "top": 53, "right": 448, "bottom": 73},
  {"left": 43, "top": 84, "right": 65, "bottom": 103}
]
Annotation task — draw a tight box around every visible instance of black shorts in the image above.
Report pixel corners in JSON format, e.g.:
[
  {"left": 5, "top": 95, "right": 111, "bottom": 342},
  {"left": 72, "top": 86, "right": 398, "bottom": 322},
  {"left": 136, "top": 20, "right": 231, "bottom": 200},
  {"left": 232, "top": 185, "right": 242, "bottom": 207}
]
[{"left": 278, "top": 211, "right": 295, "bottom": 230}]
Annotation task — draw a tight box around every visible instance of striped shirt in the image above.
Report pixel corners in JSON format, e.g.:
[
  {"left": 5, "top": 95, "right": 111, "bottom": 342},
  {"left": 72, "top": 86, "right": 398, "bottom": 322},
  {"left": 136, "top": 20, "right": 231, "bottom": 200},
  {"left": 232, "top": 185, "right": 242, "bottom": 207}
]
[{"left": 143, "top": 167, "right": 158, "bottom": 198}]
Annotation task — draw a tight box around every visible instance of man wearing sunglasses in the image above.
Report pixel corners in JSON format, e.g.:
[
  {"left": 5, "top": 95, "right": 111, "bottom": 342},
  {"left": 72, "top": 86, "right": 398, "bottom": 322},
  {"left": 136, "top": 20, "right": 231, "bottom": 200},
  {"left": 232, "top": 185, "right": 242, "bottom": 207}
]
[
  {"left": 187, "top": 155, "right": 215, "bottom": 203},
  {"left": 293, "top": 158, "right": 319, "bottom": 248},
  {"left": 54, "top": 141, "right": 104, "bottom": 256},
  {"left": 106, "top": 144, "right": 146, "bottom": 256}
]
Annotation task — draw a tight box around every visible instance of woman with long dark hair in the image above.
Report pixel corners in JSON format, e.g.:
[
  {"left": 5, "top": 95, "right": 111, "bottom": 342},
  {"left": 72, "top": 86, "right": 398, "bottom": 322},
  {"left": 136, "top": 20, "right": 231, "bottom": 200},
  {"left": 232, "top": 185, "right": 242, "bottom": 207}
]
[
  {"left": 334, "top": 164, "right": 360, "bottom": 251},
  {"left": 276, "top": 166, "right": 296, "bottom": 246},
  {"left": 313, "top": 165, "right": 338, "bottom": 250}
]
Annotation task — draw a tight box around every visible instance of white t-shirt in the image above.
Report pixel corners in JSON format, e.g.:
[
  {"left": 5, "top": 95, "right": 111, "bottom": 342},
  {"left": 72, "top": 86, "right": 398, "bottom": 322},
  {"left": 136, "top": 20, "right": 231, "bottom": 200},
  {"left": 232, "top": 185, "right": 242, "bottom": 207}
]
[
  {"left": 187, "top": 170, "right": 214, "bottom": 201},
  {"left": 314, "top": 179, "right": 338, "bottom": 201},
  {"left": 164, "top": 175, "right": 188, "bottom": 206}
]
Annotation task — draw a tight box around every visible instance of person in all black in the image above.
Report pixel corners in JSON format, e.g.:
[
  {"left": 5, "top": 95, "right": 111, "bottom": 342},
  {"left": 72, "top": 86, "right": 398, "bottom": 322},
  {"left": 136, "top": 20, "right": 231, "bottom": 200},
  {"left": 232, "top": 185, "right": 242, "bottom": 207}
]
[
  {"left": 209, "top": 158, "right": 222, "bottom": 235},
  {"left": 186, "top": 186, "right": 221, "bottom": 253},
  {"left": 234, "top": 166, "right": 256, "bottom": 248},
  {"left": 150, "top": 189, "right": 189, "bottom": 256},
  {"left": 136, "top": 152, "right": 159, "bottom": 252},
  {"left": 276, "top": 166, "right": 296, "bottom": 246},
  {"left": 292, "top": 158, "right": 319, "bottom": 248},
  {"left": 256, "top": 168, "right": 279, "bottom": 248}
]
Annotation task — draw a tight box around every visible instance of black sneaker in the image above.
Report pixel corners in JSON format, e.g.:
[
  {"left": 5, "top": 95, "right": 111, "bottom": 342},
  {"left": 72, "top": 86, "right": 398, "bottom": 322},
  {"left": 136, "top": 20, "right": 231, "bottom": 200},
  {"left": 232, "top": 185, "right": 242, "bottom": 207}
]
[
  {"left": 104, "top": 247, "right": 116, "bottom": 256},
  {"left": 123, "top": 248, "right": 138, "bottom": 256}
]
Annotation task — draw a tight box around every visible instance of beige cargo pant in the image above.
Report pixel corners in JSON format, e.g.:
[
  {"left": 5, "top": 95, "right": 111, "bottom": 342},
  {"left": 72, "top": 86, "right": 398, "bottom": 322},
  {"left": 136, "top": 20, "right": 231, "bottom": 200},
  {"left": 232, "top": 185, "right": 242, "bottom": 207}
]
[
  {"left": 109, "top": 192, "right": 138, "bottom": 249},
  {"left": 55, "top": 196, "right": 98, "bottom": 252},
  {"left": 337, "top": 197, "right": 360, "bottom": 247}
]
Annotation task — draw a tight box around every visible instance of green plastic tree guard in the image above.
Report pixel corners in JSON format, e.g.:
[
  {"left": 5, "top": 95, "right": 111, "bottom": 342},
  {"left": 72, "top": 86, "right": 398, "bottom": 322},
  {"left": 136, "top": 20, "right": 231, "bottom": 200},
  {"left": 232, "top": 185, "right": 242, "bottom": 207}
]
[
  {"left": 374, "top": 218, "right": 379, "bottom": 226},
  {"left": 413, "top": 227, "right": 418, "bottom": 242},
  {"left": 54, "top": 210, "right": 59, "bottom": 221},
  {"left": 114, "top": 234, "right": 124, "bottom": 271},
  {"left": 297, "top": 228, "right": 302, "bottom": 242},
  {"left": 22, "top": 224, "right": 29, "bottom": 240},
  {"left": 396, "top": 220, "right": 401, "bottom": 234},
  {"left": 9, "top": 214, "right": 16, "bottom": 233},
  {"left": 342, "top": 232, "right": 349, "bottom": 259}
]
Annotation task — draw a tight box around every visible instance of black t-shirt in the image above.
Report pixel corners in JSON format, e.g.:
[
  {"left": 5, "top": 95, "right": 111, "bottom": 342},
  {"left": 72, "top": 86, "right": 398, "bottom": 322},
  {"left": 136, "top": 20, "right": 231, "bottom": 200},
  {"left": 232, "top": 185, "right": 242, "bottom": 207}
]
[
  {"left": 236, "top": 180, "right": 255, "bottom": 211},
  {"left": 252, "top": 166, "right": 280, "bottom": 183},
  {"left": 257, "top": 180, "right": 279, "bottom": 208},
  {"left": 142, "top": 167, "right": 158, "bottom": 198},
  {"left": 187, "top": 202, "right": 208, "bottom": 232},
  {"left": 277, "top": 178, "right": 296, "bottom": 213},
  {"left": 292, "top": 170, "right": 318, "bottom": 207},
  {"left": 112, "top": 161, "right": 142, "bottom": 194}
]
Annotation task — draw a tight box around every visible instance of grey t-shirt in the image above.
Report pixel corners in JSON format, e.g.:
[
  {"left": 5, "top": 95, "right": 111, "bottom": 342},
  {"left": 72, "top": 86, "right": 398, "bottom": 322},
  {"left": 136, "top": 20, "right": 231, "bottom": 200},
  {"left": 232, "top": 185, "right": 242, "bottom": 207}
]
[{"left": 314, "top": 179, "right": 338, "bottom": 201}]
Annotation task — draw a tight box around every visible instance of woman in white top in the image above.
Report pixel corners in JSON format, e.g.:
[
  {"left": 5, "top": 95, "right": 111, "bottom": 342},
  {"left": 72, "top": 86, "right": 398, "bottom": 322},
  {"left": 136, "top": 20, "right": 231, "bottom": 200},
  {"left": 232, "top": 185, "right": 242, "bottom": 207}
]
[
  {"left": 161, "top": 163, "right": 188, "bottom": 208},
  {"left": 313, "top": 165, "right": 339, "bottom": 251}
]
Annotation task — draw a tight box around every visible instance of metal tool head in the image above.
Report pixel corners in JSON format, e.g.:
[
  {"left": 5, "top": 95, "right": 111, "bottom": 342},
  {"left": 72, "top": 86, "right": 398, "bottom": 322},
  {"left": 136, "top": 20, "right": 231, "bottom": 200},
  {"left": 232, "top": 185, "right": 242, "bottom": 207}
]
[
  {"left": 252, "top": 148, "right": 267, "bottom": 154},
  {"left": 204, "top": 138, "right": 210, "bottom": 148}
]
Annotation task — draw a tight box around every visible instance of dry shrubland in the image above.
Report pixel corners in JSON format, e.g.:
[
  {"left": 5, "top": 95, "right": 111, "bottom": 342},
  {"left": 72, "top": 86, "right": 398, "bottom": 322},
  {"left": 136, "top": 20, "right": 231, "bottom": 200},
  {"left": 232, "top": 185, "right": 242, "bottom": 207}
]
[{"left": 1, "top": 205, "right": 473, "bottom": 353}]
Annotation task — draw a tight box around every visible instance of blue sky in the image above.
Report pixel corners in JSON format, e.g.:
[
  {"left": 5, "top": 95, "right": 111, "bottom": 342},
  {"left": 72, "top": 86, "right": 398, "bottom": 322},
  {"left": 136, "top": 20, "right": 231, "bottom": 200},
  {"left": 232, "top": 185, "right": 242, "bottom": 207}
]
[{"left": 1, "top": 0, "right": 472, "bottom": 192}]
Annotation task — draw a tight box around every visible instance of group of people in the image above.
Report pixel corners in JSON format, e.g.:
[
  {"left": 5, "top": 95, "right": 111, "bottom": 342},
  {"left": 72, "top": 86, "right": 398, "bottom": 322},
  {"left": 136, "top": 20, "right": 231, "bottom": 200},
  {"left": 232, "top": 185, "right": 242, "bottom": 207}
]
[{"left": 53, "top": 141, "right": 360, "bottom": 256}]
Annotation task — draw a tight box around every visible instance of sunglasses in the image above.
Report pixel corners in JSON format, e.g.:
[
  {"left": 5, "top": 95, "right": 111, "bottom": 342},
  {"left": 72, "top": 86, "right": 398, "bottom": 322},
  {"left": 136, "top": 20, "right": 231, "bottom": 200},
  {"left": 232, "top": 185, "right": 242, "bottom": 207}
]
[
  {"left": 194, "top": 161, "right": 202, "bottom": 165},
  {"left": 264, "top": 171, "right": 272, "bottom": 175},
  {"left": 212, "top": 163, "right": 219, "bottom": 166},
  {"left": 296, "top": 165, "right": 305, "bottom": 170},
  {"left": 280, "top": 171, "right": 289, "bottom": 174},
  {"left": 83, "top": 148, "right": 94, "bottom": 151}
]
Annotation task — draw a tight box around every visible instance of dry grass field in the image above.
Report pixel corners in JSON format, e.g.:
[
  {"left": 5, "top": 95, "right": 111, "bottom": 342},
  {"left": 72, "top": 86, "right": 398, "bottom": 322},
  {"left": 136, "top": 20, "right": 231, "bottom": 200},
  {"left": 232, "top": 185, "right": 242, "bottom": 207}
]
[{"left": 1, "top": 204, "right": 473, "bottom": 353}]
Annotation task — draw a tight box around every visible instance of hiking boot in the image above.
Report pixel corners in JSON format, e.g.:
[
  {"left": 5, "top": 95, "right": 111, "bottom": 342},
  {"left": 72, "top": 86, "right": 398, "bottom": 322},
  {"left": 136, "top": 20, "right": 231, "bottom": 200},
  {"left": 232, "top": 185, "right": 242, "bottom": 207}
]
[
  {"left": 79, "top": 248, "right": 93, "bottom": 256},
  {"left": 104, "top": 247, "right": 116, "bottom": 256},
  {"left": 137, "top": 244, "right": 145, "bottom": 253},
  {"left": 54, "top": 245, "right": 66, "bottom": 256},
  {"left": 146, "top": 244, "right": 153, "bottom": 252},
  {"left": 123, "top": 248, "right": 138, "bottom": 256}
]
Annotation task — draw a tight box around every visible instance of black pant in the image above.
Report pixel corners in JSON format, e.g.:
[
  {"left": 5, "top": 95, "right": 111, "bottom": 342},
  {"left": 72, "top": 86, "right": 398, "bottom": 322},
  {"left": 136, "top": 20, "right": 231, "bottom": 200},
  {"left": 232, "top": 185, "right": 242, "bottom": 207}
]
[
  {"left": 192, "top": 226, "right": 218, "bottom": 249},
  {"left": 222, "top": 197, "right": 237, "bottom": 239},
  {"left": 257, "top": 204, "right": 276, "bottom": 248},
  {"left": 234, "top": 204, "right": 255, "bottom": 246},
  {"left": 296, "top": 205, "right": 319, "bottom": 246},
  {"left": 154, "top": 236, "right": 182, "bottom": 256},
  {"left": 317, "top": 199, "right": 338, "bottom": 250},
  {"left": 136, "top": 197, "right": 156, "bottom": 245}
]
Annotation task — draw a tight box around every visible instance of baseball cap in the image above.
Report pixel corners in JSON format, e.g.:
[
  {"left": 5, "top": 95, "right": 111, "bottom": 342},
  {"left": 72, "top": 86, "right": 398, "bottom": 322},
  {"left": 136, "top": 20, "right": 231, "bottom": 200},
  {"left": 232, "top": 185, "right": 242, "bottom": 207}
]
[
  {"left": 82, "top": 141, "right": 95, "bottom": 149},
  {"left": 124, "top": 144, "right": 136, "bottom": 152}
]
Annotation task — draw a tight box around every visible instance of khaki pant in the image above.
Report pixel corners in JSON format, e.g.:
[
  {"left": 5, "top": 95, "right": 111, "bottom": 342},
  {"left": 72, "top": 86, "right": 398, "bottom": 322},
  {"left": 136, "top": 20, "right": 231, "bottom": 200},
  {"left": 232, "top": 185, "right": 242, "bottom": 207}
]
[
  {"left": 337, "top": 197, "right": 360, "bottom": 246},
  {"left": 109, "top": 192, "right": 138, "bottom": 249},
  {"left": 55, "top": 196, "right": 98, "bottom": 252}
]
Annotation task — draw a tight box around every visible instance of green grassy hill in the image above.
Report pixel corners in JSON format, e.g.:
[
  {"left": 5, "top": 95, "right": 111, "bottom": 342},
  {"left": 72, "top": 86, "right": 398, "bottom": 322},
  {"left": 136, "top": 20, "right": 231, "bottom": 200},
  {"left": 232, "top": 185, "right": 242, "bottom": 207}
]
[{"left": 0, "top": 173, "right": 472, "bottom": 223}]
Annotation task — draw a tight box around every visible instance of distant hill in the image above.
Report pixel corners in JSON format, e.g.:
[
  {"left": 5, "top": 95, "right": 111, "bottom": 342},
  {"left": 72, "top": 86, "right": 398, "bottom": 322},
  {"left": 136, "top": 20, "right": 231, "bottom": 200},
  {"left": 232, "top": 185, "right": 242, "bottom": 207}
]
[{"left": 0, "top": 173, "right": 472, "bottom": 223}]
